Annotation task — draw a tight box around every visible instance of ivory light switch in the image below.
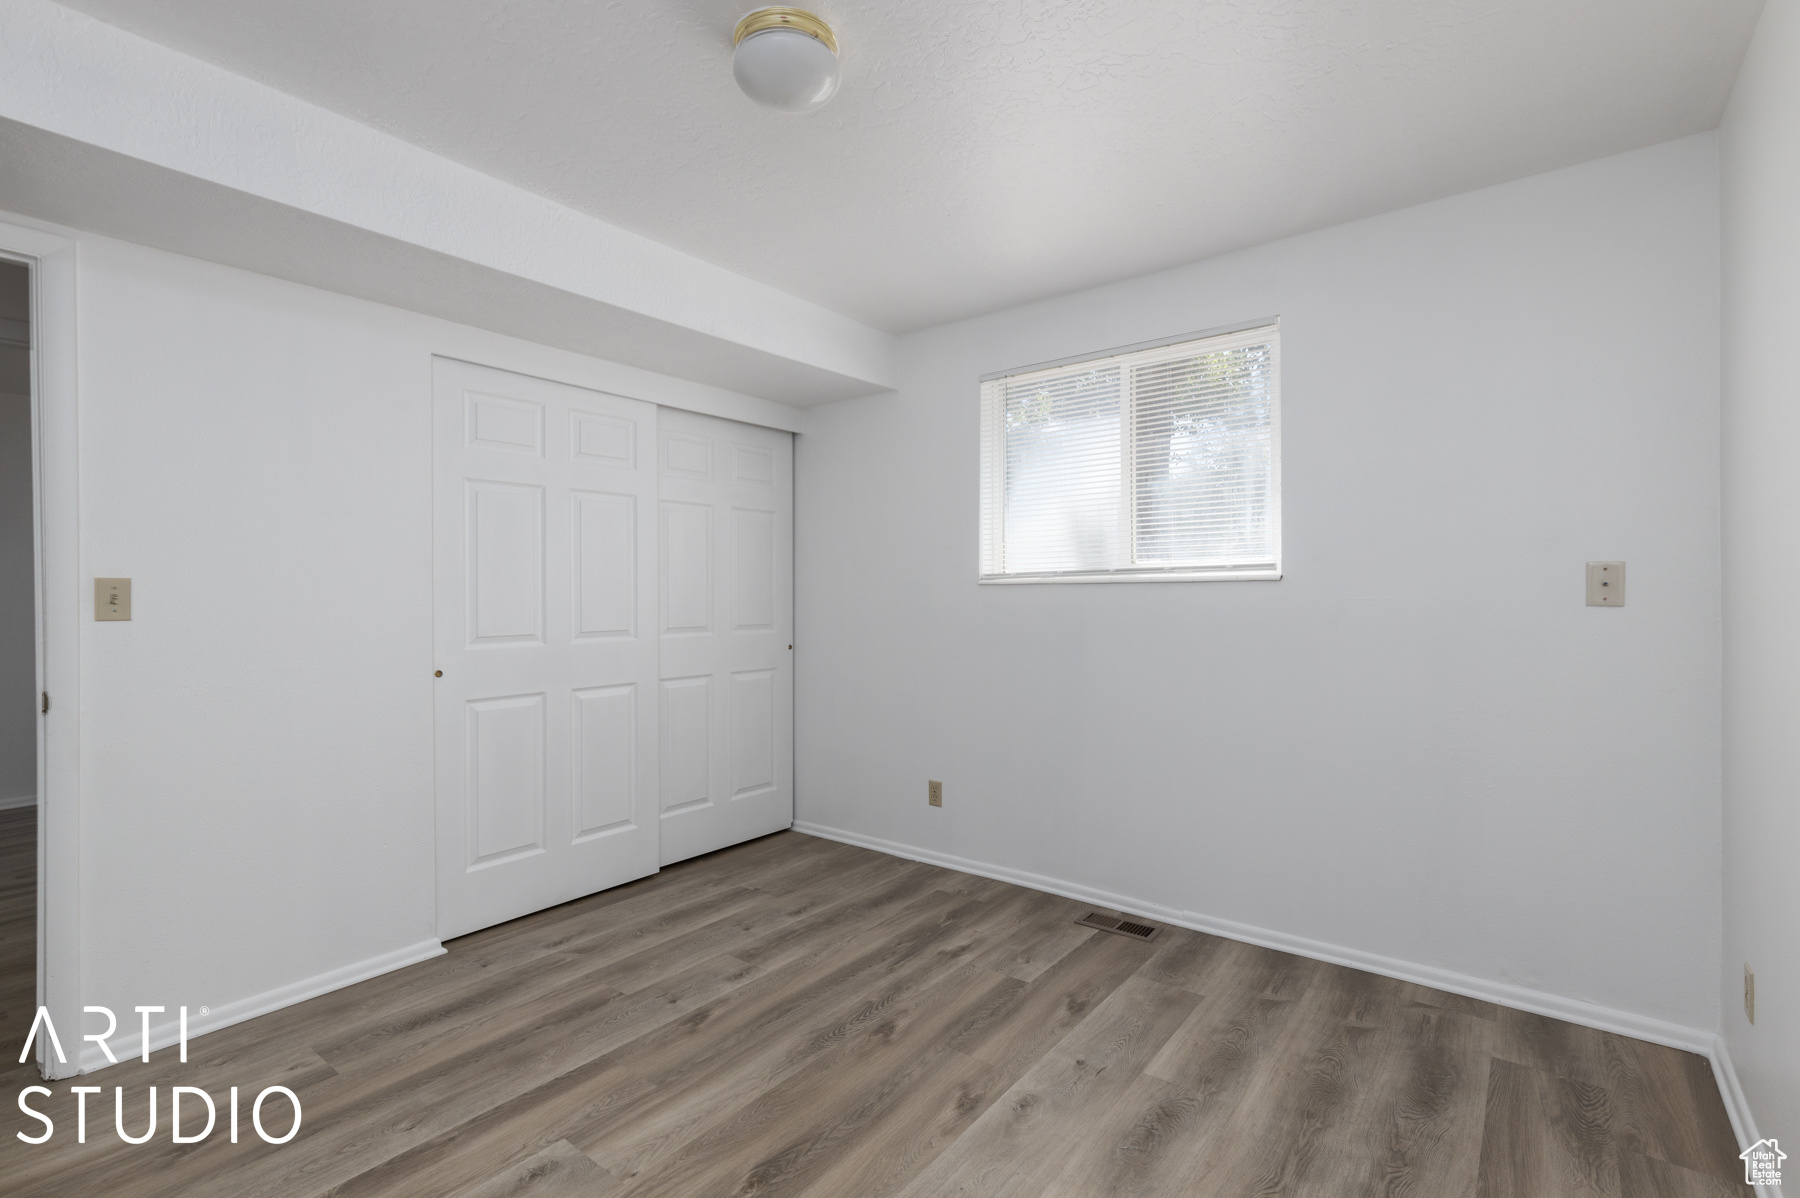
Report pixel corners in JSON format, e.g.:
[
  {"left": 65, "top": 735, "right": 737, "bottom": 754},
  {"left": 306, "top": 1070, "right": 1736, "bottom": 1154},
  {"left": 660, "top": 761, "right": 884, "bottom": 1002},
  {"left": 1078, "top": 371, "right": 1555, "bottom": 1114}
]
[
  {"left": 95, "top": 578, "right": 131, "bottom": 620},
  {"left": 1586, "top": 562, "right": 1624, "bottom": 607}
]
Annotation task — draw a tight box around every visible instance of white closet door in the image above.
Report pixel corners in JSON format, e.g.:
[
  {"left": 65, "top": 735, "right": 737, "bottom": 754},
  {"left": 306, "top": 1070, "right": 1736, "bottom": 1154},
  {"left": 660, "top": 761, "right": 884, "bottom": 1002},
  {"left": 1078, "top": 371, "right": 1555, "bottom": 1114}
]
[
  {"left": 433, "top": 358, "right": 659, "bottom": 940},
  {"left": 656, "top": 408, "right": 793, "bottom": 865}
]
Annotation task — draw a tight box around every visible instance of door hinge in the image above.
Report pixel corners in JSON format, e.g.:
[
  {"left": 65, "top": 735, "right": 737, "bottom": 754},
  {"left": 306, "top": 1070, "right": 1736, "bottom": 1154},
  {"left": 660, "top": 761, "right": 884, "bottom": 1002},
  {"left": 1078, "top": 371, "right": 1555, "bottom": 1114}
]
[{"left": 41, "top": 692, "right": 49, "bottom": 714}]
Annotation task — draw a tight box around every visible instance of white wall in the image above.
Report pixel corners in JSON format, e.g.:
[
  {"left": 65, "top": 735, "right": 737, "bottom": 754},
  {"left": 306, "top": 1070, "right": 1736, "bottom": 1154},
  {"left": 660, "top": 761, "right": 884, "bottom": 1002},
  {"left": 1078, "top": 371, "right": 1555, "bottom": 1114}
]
[
  {"left": 796, "top": 134, "right": 1723, "bottom": 1034},
  {"left": 48, "top": 228, "right": 805, "bottom": 1056},
  {"left": 1721, "top": 0, "right": 1800, "bottom": 1147}
]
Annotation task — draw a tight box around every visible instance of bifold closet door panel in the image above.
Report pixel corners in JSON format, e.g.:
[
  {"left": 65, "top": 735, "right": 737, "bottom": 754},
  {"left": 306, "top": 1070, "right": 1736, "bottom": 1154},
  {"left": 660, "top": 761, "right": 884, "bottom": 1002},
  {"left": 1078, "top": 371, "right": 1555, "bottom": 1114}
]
[
  {"left": 656, "top": 407, "right": 794, "bottom": 865},
  {"left": 433, "top": 358, "right": 660, "bottom": 940}
]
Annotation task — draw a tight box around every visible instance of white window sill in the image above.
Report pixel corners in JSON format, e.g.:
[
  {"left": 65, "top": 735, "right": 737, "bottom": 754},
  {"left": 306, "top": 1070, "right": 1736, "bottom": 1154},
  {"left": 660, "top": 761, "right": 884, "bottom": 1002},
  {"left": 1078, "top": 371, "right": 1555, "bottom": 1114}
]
[{"left": 977, "top": 569, "right": 1282, "bottom": 585}]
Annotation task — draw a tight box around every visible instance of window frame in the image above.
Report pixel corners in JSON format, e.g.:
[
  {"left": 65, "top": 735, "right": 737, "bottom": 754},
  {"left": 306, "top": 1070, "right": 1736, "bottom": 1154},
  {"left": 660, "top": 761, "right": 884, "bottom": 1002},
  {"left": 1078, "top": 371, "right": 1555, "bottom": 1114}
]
[{"left": 978, "top": 319, "right": 1282, "bottom": 585}]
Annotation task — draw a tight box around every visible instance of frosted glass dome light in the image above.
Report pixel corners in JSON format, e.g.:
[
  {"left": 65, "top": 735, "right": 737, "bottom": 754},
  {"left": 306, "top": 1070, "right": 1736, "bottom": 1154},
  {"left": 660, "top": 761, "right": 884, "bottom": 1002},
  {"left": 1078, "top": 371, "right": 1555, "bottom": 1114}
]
[{"left": 733, "top": 8, "right": 840, "bottom": 114}]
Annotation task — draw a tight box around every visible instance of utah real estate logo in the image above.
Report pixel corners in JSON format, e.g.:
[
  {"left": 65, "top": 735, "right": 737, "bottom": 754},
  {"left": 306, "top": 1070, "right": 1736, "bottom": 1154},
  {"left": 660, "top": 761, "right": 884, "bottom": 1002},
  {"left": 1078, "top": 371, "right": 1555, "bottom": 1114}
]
[{"left": 1741, "top": 1138, "right": 1785, "bottom": 1187}]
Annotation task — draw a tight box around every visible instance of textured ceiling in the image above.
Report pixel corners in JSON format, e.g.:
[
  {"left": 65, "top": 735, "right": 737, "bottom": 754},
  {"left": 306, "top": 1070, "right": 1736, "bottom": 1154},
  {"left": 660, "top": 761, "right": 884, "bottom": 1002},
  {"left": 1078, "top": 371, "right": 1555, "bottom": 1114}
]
[{"left": 55, "top": 0, "right": 1761, "bottom": 333}]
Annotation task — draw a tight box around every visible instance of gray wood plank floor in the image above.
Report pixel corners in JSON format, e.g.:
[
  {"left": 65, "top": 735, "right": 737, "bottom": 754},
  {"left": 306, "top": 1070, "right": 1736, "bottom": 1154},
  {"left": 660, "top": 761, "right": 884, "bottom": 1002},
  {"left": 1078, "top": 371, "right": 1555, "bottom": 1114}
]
[{"left": 0, "top": 813, "right": 1749, "bottom": 1196}]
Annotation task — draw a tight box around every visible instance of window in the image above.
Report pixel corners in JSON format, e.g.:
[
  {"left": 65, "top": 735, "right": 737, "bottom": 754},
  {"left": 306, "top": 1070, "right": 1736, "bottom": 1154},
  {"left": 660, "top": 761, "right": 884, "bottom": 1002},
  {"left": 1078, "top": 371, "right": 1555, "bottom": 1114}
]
[{"left": 979, "top": 322, "right": 1281, "bottom": 582}]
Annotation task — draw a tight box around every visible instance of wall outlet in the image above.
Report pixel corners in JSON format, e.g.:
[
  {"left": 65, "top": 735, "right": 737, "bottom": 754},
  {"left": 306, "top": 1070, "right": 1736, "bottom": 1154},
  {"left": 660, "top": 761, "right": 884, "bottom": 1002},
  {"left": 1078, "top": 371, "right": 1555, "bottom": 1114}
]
[
  {"left": 927, "top": 780, "right": 942, "bottom": 808},
  {"left": 1586, "top": 561, "right": 1625, "bottom": 606},
  {"left": 1746, "top": 964, "right": 1755, "bottom": 1024}
]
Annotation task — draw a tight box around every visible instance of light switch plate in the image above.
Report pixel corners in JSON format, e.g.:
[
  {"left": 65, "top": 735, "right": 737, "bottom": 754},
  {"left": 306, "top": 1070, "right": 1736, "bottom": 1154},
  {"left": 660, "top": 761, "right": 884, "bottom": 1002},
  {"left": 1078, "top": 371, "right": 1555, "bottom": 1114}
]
[
  {"left": 1586, "top": 562, "right": 1624, "bottom": 607},
  {"left": 95, "top": 577, "right": 131, "bottom": 621}
]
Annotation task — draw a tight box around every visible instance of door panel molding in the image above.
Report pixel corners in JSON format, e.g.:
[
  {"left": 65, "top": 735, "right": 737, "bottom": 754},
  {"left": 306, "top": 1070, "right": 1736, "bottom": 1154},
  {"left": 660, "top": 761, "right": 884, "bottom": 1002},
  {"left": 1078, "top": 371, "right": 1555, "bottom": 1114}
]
[
  {"left": 656, "top": 408, "right": 793, "bottom": 866},
  {"left": 434, "top": 358, "right": 660, "bottom": 940}
]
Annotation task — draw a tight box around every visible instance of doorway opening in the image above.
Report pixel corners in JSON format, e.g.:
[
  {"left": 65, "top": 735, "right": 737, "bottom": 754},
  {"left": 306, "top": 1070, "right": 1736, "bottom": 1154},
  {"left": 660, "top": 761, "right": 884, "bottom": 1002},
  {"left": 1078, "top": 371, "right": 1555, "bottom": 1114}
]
[{"left": 0, "top": 257, "right": 36, "bottom": 1085}]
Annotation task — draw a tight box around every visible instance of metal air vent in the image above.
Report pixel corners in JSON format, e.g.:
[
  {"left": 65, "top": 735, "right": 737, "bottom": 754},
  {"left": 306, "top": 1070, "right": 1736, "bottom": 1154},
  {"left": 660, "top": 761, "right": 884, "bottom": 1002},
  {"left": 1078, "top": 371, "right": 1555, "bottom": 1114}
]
[{"left": 1075, "top": 912, "right": 1161, "bottom": 941}]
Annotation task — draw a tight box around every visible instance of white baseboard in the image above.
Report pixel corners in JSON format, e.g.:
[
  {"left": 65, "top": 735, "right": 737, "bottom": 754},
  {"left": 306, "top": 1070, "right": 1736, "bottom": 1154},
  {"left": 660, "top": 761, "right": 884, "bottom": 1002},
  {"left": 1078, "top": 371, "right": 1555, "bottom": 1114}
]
[
  {"left": 793, "top": 820, "right": 1718, "bottom": 1056},
  {"left": 0, "top": 791, "right": 36, "bottom": 810},
  {"left": 1710, "top": 1034, "right": 1783, "bottom": 1197},
  {"left": 76, "top": 938, "right": 446, "bottom": 1074}
]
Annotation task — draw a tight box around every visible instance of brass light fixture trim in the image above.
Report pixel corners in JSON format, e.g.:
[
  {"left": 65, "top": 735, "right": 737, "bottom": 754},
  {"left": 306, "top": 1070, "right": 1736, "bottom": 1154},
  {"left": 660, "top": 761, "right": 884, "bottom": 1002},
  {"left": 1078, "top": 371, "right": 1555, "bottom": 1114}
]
[{"left": 734, "top": 7, "right": 838, "bottom": 55}]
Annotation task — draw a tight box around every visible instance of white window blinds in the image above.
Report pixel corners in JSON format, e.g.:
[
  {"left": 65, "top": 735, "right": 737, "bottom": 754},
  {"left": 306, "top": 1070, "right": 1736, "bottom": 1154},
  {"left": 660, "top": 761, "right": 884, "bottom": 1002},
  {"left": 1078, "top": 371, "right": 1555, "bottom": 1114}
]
[{"left": 979, "top": 323, "right": 1280, "bottom": 582}]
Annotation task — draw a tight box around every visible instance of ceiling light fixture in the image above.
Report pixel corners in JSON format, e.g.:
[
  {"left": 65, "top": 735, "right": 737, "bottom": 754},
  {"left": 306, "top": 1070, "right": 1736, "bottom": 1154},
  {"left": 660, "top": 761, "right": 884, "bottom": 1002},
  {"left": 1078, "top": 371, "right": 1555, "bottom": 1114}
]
[{"left": 733, "top": 7, "right": 840, "bottom": 114}]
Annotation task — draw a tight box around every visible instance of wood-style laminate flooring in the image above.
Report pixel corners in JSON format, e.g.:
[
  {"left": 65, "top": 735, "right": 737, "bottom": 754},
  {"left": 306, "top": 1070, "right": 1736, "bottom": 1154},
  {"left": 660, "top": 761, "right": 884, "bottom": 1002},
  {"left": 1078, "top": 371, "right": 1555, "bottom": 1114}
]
[{"left": 0, "top": 814, "right": 1749, "bottom": 1196}]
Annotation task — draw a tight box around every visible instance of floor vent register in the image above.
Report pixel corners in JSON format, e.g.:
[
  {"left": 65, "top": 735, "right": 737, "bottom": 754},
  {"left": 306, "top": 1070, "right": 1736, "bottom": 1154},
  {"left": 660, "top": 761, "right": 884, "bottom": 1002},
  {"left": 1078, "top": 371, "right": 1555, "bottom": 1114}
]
[{"left": 1075, "top": 912, "right": 1162, "bottom": 941}]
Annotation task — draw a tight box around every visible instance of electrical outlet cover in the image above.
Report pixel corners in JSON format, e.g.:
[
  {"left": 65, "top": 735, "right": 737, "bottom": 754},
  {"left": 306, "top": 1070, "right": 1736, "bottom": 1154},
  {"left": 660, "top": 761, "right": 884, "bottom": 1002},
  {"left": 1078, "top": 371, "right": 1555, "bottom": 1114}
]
[
  {"left": 95, "top": 577, "right": 132, "bottom": 621},
  {"left": 1586, "top": 561, "right": 1625, "bottom": 606}
]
